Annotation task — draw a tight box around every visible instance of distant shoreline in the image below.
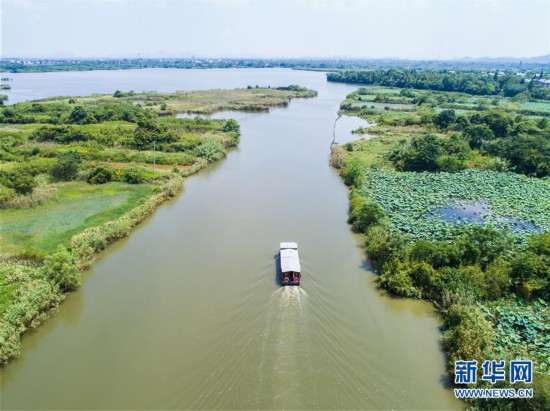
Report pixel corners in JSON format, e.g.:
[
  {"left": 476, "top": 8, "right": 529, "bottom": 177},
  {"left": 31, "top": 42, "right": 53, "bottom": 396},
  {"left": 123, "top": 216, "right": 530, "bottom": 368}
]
[{"left": 2, "top": 56, "right": 550, "bottom": 74}]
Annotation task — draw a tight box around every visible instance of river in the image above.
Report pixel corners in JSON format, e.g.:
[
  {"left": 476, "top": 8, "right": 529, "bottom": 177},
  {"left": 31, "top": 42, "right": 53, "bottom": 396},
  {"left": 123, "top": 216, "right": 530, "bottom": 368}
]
[{"left": 0, "top": 68, "right": 463, "bottom": 410}]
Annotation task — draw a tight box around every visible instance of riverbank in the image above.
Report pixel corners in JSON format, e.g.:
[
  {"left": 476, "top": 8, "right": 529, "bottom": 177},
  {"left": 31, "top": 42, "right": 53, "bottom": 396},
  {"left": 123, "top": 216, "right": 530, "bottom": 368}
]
[
  {"left": 0, "top": 67, "right": 467, "bottom": 410},
  {"left": 0, "top": 175, "right": 181, "bottom": 364},
  {"left": 332, "top": 85, "right": 550, "bottom": 408},
  {"left": 0, "top": 86, "right": 316, "bottom": 365}
]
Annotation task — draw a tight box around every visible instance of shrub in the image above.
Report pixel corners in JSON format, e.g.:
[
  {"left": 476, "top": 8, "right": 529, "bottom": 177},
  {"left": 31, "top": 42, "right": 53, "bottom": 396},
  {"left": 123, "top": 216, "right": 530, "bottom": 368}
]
[
  {"left": 442, "top": 304, "right": 494, "bottom": 366},
  {"left": 0, "top": 184, "right": 58, "bottom": 209},
  {"left": 3, "top": 171, "right": 36, "bottom": 195},
  {"left": 330, "top": 145, "right": 345, "bottom": 169},
  {"left": 123, "top": 166, "right": 146, "bottom": 184},
  {"left": 527, "top": 231, "right": 550, "bottom": 256},
  {"left": 379, "top": 260, "right": 419, "bottom": 298},
  {"left": 434, "top": 109, "right": 456, "bottom": 129},
  {"left": 436, "top": 155, "right": 465, "bottom": 172},
  {"left": 482, "top": 260, "right": 511, "bottom": 299},
  {"left": 485, "top": 135, "right": 549, "bottom": 177},
  {"left": 223, "top": 119, "right": 240, "bottom": 133},
  {"left": 388, "top": 134, "right": 444, "bottom": 172},
  {"left": 365, "top": 225, "right": 409, "bottom": 267},
  {"left": 68, "top": 106, "right": 94, "bottom": 125},
  {"left": 480, "top": 110, "right": 512, "bottom": 138},
  {"left": 0, "top": 184, "right": 16, "bottom": 205},
  {"left": 87, "top": 166, "right": 112, "bottom": 184},
  {"left": 40, "top": 247, "right": 81, "bottom": 291},
  {"left": 349, "top": 201, "right": 386, "bottom": 232},
  {"left": 410, "top": 240, "right": 461, "bottom": 269},
  {"left": 51, "top": 150, "right": 82, "bottom": 181},
  {"left": 509, "top": 252, "right": 549, "bottom": 298},
  {"left": 457, "top": 226, "right": 511, "bottom": 270},
  {"left": 438, "top": 267, "right": 478, "bottom": 310},
  {"left": 484, "top": 156, "right": 511, "bottom": 172},
  {"left": 193, "top": 141, "right": 226, "bottom": 162},
  {"left": 408, "top": 261, "right": 440, "bottom": 296},
  {"left": 341, "top": 157, "right": 364, "bottom": 187},
  {"left": 133, "top": 117, "right": 168, "bottom": 150},
  {"left": 463, "top": 124, "right": 495, "bottom": 149}
]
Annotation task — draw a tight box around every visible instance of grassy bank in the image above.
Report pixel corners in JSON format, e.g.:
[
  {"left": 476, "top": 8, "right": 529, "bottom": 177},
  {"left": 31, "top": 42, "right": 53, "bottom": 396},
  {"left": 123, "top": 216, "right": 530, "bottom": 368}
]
[
  {"left": 0, "top": 175, "right": 182, "bottom": 364},
  {"left": 333, "top": 86, "right": 550, "bottom": 409},
  {"left": 1, "top": 181, "right": 157, "bottom": 255},
  {"left": 0, "top": 86, "right": 316, "bottom": 365}
]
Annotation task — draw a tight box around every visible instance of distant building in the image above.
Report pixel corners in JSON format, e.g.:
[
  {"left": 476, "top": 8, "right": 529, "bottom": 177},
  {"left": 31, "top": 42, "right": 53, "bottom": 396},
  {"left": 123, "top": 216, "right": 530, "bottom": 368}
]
[{"left": 533, "top": 79, "right": 550, "bottom": 88}]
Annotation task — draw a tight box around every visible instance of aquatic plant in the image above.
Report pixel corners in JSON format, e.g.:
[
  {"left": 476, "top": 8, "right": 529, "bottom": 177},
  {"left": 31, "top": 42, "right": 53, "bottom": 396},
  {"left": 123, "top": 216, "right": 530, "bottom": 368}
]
[{"left": 357, "top": 168, "right": 550, "bottom": 244}]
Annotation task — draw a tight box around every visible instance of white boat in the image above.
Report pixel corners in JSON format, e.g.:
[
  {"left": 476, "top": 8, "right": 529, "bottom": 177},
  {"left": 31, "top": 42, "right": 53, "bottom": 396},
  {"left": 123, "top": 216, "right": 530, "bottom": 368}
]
[{"left": 280, "top": 242, "right": 301, "bottom": 285}]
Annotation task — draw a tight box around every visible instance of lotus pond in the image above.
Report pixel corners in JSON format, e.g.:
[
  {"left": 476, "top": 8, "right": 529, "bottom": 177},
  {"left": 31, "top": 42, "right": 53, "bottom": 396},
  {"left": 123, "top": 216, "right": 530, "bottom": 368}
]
[
  {"left": 481, "top": 298, "right": 550, "bottom": 374},
  {"left": 358, "top": 169, "right": 550, "bottom": 244}
]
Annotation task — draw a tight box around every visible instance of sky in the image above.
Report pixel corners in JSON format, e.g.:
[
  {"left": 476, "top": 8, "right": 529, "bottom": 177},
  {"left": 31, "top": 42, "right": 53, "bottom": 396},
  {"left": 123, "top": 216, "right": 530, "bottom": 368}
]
[{"left": 1, "top": 0, "right": 549, "bottom": 60}]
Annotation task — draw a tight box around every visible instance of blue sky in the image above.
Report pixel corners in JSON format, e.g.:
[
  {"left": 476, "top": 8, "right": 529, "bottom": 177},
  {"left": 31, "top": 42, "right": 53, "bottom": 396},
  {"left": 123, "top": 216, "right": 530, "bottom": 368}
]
[{"left": 1, "top": 0, "right": 549, "bottom": 59}]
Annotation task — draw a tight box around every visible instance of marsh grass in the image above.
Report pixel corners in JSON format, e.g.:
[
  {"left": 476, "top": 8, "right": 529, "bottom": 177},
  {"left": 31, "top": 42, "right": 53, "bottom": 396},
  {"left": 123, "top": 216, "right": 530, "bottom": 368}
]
[{"left": 0, "top": 181, "right": 156, "bottom": 255}]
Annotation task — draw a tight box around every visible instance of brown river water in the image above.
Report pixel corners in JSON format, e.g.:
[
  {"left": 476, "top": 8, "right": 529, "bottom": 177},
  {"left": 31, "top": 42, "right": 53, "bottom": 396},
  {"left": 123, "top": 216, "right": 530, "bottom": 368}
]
[{"left": 0, "top": 69, "right": 463, "bottom": 410}]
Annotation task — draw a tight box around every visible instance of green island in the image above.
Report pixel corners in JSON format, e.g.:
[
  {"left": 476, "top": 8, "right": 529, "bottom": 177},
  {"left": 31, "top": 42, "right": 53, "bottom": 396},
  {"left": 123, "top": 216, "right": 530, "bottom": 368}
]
[
  {"left": 330, "top": 72, "right": 550, "bottom": 409},
  {"left": 0, "top": 85, "right": 316, "bottom": 365}
]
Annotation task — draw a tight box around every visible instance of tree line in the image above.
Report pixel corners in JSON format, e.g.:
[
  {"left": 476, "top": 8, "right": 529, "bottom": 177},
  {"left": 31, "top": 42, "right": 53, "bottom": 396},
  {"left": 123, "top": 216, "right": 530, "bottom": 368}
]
[{"left": 327, "top": 69, "right": 550, "bottom": 100}]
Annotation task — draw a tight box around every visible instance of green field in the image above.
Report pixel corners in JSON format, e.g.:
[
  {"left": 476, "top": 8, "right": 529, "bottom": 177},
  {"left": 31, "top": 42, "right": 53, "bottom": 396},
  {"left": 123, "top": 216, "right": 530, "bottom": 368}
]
[{"left": 0, "top": 182, "right": 156, "bottom": 254}]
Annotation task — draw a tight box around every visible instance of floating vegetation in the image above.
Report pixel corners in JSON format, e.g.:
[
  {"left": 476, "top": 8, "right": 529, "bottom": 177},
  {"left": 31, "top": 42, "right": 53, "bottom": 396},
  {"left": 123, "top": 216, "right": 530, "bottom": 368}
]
[
  {"left": 481, "top": 298, "right": 550, "bottom": 374},
  {"left": 430, "top": 199, "right": 541, "bottom": 233},
  {"left": 358, "top": 169, "right": 550, "bottom": 244}
]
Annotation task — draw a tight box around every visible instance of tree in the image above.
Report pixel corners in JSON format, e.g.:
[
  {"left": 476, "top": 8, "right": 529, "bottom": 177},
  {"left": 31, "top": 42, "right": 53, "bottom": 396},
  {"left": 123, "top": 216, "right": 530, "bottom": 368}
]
[
  {"left": 503, "top": 82, "right": 527, "bottom": 97},
  {"left": 463, "top": 124, "right": 495, "bottom": 149},
  {"left": 68, "top": 106, "right": 94, "bottom": 124},
  {"left": 509, "top": 252, "right": 549, "bottom": 298},
  {"left": 458, "top": 226, "right": 511, "bottom": 270},
  {"left": 434, "top": 109, "right": 457, "bottom": 129},
  {"left": 481, "top": 110, "right": 511, "bottom": 138},
  {"left": 390, "top": 134, "right": 444, "bottom": 172},
  {"left": 349, "top": 201, "right": 386, "bottom": 232},
  {"left": 133, "top": 116, "right": 166, "bottom": 150},
  {"left": 51, "top": 150, "right": 82, "bottom": 181}
]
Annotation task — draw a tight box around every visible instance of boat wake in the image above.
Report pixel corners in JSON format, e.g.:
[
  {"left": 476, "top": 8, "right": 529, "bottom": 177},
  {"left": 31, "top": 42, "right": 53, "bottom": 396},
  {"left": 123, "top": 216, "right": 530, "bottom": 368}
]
[{"left": 253, "top": 286, "right": 309, "bottom": 406}]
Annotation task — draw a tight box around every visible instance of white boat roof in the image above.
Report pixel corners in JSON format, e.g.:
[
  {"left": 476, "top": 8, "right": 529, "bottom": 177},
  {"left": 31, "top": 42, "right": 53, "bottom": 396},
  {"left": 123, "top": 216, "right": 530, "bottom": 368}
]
[
  {"left": 280, "top": 242, "right": 298, "bottom": 250},
  {"left": 281, "top": 248, "right": 301, "bottom": 273}
]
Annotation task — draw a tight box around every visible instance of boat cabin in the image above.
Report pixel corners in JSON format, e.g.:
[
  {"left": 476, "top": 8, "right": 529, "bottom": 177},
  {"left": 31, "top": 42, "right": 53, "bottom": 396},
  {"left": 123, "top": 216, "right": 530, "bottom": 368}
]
[{"left": 280, "top": 242, "right": 301, "bottom": 286}]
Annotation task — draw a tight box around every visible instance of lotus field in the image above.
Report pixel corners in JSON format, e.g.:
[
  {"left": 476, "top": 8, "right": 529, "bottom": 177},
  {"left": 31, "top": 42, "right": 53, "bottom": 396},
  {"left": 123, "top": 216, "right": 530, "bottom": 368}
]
[
  {"left": 482, "top": 298, "right": 550, "bottom": 374},
  {"left": 357, "top": 169, "right": 550, "bottom": 244}
]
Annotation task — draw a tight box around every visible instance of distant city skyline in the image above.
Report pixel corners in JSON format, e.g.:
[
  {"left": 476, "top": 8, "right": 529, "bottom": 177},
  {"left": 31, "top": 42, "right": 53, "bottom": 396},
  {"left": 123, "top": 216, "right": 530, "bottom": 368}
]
[{"left": 2, "top": 0, "right": 549, "bottom": 60}]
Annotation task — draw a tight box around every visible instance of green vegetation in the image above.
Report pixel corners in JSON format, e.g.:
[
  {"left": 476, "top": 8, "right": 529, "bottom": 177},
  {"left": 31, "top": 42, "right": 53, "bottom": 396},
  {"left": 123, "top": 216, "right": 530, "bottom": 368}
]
[
  {"left": 0, "top": 86, "right": 316, "bottom": 365},
  {"left": 328, "top": 69, "right": 550, "bottom": 100},
  {"left": 356, "top": 169, "right": 549, "bottom": 244},
  {"left": 339, "top": 86, "right": 550, "bottom": 177},
  {"left": 2, "top": 57, "right": 549, "bottom": 73},
  {"left": 333, "top": 83, "right": 550, "bottom": 408},
  {"left": 1, "top": 182, "right": 156, "bottom": 254},
  {"left": 0, "top": 176, "right": 181, "bottom": 365}
]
